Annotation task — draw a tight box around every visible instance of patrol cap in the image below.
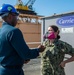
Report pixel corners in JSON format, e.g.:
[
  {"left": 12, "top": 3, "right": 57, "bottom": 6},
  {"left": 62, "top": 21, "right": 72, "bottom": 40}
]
[{"left": 0, "top": 4, "right": 19, "bottom": 17}]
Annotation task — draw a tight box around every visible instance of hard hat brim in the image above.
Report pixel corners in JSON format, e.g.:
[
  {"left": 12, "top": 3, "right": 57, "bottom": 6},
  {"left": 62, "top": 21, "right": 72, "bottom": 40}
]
[{"left": 0, "top": 12, "right": 19, "bottom": 17}]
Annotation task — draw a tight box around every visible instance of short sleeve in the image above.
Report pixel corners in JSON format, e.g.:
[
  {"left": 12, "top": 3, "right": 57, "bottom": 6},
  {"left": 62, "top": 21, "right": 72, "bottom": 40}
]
[{"left": 64, "top": 42, "right": 74, "bottom": 56}]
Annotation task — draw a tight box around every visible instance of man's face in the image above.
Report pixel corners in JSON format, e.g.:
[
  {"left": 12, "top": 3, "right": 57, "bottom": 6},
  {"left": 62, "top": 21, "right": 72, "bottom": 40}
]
[{"left": 9, "top": 13, "right": 18, "bottom": 26}]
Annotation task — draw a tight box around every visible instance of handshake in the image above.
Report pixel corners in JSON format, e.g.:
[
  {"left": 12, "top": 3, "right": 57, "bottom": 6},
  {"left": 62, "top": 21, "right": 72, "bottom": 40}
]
[
  {"left": 38, "top": 45, "right": 46, "bottom": 52},
  {"left": 24, "top": 45, "right": 45, "bottom": 64}
]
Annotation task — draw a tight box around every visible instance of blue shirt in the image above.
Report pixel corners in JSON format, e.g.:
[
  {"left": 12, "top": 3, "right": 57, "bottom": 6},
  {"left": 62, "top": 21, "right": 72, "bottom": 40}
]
[{"left": 0, "top": 22, "right": 39, "bottom": 75}]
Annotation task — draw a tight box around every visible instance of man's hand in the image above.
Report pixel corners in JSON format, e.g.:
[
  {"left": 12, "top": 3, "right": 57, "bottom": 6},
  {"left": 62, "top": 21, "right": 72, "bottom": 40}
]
[
  {"left": 24, "top": 59, "right": 30, "bottom": 64},
  {"left": 38, "top": 45, "right": 45, "bottom": 52},
  {"left": 59, "top": 61, "right": 66, "bottom": 68}
]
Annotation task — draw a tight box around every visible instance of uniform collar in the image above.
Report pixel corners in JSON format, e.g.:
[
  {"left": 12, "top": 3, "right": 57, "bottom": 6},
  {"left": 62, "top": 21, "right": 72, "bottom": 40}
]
[
  {"left": 46, "top": 39, "right": 58, "bottom": 47},
  {"left": 53, "top": 39, "right": 58, "bottom": 43},
  {"left": 2, "top": 22, "right": 12, "bottom": 27},
  {"left": 2, "top": 22, "right": 8, "bottom": 26}
]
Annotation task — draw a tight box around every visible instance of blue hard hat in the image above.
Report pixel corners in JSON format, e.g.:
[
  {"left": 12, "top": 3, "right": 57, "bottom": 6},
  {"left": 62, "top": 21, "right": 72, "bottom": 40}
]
[{"left": 0, "top": 4, "right": 19, "bottom": 16}]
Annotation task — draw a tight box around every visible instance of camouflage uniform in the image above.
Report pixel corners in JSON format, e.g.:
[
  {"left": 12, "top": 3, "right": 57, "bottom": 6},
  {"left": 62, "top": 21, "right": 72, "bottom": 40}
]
[{"left": 41, "top": 39, "right": 74, "bottom": 75}]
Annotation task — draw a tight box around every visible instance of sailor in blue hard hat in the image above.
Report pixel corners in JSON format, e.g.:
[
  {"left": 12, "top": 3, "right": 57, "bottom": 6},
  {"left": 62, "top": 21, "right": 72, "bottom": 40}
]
[
  {"left": 0, "top": 4, "right": 19, "bottom": 26},
  {"left": 0, "top": 4, "right": 45, "bottom": 75}
]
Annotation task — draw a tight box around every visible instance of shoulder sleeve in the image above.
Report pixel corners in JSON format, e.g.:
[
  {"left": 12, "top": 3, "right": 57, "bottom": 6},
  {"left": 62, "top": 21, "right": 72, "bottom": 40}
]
[
  {"left": 7, "top": 28, "right": 39, "bottom": 60},
  {"left": 64, "top": 42, "right": 74, "bottom": 56}
]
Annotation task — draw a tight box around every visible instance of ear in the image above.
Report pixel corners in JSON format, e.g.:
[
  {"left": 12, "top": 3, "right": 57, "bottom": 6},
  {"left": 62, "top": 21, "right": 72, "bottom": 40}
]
[{"left": 8, "top": 14, "right": 12, "bottom": 20}]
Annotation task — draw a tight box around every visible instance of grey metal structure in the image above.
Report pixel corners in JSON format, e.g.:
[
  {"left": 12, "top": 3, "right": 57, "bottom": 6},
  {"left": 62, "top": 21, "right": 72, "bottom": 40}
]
[{"left": 41, "top": 12, "right": 74, "bottom": 75}]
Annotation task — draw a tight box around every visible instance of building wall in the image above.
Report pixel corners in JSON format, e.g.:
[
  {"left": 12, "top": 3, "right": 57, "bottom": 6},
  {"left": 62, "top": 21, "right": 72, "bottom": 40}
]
[
  {"left": 17, "top": 22, "right": 41, "bottom": 48},
  {"left": 0, "top": 21, "right": 41, "bottom": 48}
]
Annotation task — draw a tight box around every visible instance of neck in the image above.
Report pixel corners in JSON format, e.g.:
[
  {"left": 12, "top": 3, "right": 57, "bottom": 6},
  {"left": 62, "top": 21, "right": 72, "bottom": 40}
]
[{"left": 49, "top": 39, "right": 55, "bottom": 45}]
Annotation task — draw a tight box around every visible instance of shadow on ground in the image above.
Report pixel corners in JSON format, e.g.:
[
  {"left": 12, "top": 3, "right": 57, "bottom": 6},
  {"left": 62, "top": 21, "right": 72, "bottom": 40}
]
[{"left": 23, "top": 58, "right": 41, "bottom": 75}]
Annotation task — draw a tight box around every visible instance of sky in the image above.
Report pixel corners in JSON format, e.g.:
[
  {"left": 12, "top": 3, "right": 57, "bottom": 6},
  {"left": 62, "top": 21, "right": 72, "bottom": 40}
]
[{"left": 0, "top": 0, "right": 74, "bottom": 16}]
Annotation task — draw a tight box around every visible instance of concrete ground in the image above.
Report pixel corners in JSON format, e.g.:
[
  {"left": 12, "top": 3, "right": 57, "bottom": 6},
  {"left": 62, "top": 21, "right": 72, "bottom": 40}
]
[
  {"left": 23, "top": 58, "right": 41, "bottom": 75},
  {"left": 23, "top": 57, "right": 74, "bottom": 75}
]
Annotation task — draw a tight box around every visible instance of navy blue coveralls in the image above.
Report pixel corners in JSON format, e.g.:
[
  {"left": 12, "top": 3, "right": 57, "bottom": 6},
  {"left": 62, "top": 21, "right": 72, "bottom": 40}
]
[{"left": 0, "top": 22, "right": 39, "bottom": 75}]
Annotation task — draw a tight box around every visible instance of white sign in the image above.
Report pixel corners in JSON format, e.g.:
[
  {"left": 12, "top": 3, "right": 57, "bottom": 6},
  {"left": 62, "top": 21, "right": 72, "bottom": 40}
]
[{"left": 61, "top": 27, "right": 73, "bottom": 33}]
